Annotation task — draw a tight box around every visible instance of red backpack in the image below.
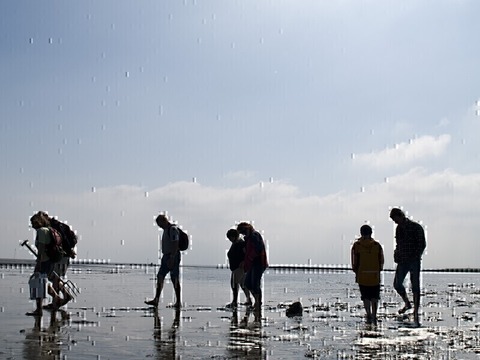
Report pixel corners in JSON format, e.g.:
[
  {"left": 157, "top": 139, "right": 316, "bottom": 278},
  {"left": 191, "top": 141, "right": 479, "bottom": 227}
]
[{"left": 46, "top": 227, "right": 66, "bottom": 262}]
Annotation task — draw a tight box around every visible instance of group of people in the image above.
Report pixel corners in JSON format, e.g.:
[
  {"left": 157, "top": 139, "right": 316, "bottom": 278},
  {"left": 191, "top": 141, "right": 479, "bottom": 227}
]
[
  {"left": 226, "top": 222, "right": 269, "bottom": 319},
  {"left": 27, "top": 207, "right": 425, "bottom": 326},
  {"left": 351, "top": 208, "right": 427, "bottom": 327},
  {"left": 27, "top": 211, "right": 76, "bottom": 316},
  {"left": 144, "top": 215, "right": 269, "bottom": 320}
]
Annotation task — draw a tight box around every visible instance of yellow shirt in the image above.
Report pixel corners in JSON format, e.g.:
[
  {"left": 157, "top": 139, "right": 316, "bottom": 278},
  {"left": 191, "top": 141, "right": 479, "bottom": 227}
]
[{"left": 351, "top": 237, "right": 384, "bottom": 286}]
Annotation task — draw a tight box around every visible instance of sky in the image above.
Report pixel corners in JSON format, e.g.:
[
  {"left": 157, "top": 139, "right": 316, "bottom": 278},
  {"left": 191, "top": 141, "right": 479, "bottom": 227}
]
[{"left": 1, "top": 1, "right": 480, "bottom": 269}]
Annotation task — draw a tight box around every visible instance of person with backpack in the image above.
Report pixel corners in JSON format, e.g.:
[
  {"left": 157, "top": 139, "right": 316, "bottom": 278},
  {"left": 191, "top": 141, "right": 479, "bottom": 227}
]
[
  {"left": 351, "top": 224, "right": 384, "bottom": 326},
  {"left": 390, "top": 208, "right": 426, "bottom": 327},
  {"left": 26, "top": 212, "right": 63, "bottom": 316},
  {"left": 145, "top": 214, "right": 185, "bottom": 309},
  {"left": 237, "top": 222, "right": 268, "bottom": 321},
  {"left": 37, "top": 211, "right": 78, "bottom": 309},
  {"left": 226, "top": 228, "right": 252, "bottom": 309}
]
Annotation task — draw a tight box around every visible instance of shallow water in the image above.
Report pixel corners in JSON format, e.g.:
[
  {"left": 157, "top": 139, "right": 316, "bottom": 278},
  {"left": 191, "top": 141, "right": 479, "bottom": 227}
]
[{"left": 1, "top": 265, "right": 480, "bottom": 359}]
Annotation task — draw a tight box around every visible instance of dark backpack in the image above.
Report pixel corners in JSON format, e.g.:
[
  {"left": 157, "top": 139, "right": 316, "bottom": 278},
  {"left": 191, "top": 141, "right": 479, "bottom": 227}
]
[
  {"left": 169, "top": 225, "right": 189, "bottom": 251},
  {"left": 47, "top": 227, "right": 66, "bottom": 262},
  {"left": 49, "top": 218, "right": 78, "bottom": 258}
]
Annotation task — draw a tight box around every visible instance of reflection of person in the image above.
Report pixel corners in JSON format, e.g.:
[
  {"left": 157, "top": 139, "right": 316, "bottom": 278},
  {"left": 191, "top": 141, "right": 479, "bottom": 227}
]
[
  {"left": 27, "top": 213, "right": 62, "bottom": 316},
  {"left": 390, "top": 208, "right": 426, "bottom": 326},
  {"left": 145, "top": 214, "right": 181, "bottom": 308},
  {"left": 237, "top": 222, "right": 268, "bottom": 321},
  {"left": 228, "top": 306, "right": 264, "bottom": 358},
  {"left": 351, "top": 225, "right": 384, "bottom": 326},
  {"left": 153, "top": 308, "right": 180, "bottom": 359},
  {"left": 23, "top": 308, "right": 69, "bottom": 359},
  {"left": 226, "top": 229, "right": 252, "bottom": 309}
]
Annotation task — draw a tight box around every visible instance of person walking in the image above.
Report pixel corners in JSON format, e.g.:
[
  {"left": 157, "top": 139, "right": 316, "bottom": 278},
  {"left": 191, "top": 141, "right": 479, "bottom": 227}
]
[
  {"left": 351, "top": 224, "right": 384, "bottom": 326},
  {"left": 226, "top": 228, "right": 252, "bottom": 309},
  {"left": 27, "top": 213, "right": 62, "bottom": 316},
  {"left": 390, "top": 208, "right": 426, "bottom": 327},
  {"left": 37, "top": 211, "right": 77, "bottom": 309},
  {"left": 236, "top": 222, "right": 268, "bottom": 321},
  {"left": 145, "top": 214, "right": 182, "bottom": 308}
]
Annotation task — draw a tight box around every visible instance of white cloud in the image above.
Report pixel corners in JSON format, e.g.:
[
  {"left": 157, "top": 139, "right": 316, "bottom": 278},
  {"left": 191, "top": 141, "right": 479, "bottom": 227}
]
[
  {"left": 354, "top": 134, "right": 451, "bottom": 168},
  {"left": 4, "top": 168, "right": 480, "bottom": 269}
]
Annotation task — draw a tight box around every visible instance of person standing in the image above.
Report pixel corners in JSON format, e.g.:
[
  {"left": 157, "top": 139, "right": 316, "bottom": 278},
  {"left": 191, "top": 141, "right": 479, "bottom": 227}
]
[
  {"left": 145, "top": 214, "right": 182, "bottom": 308},
  {"left": 226, "top": 228, "right": 252, "bottom": 309},
  {"left": 37, "top": 211, "right": 77, "bottom": 309},
  {"left": 236, "top": 222, "right": 268, "bottom": 320},
  {"left": 390, "top": 208, "right": 426, "bottom": 326},
  {"left": 27, "top": 213, "right": 62, "bottom": 316},
  {"left": 351, "top": 225, "right": 384, "bottom": 326}
]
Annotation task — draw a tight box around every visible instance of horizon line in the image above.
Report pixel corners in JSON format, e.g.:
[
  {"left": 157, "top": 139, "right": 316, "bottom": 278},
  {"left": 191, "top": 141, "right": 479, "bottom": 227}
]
[{"left": 1, "top": 258, "right": 479, "bottom": 273}]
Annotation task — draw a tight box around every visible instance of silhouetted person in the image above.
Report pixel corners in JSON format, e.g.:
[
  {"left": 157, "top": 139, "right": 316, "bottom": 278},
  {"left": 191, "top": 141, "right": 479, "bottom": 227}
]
[
  {"left": 390, "top": 208, "right": 426, "bottom": 327},
  {"left": 27, "top": 213, "right": 62, "bottom": 316},
  {"left": 36, "top": 211, "right": 77, "bottom": 309},
  {"left": 237, "top": 222, "right": 268, "bottom": 321},
  {"left": 226, "top": 229, "right": 252, "bottom": 309},
  {"left": 351, "top": 224, "right": 384, "bottom": 326},
  {"left": 145, "top": 214, "right": 182, "bottom": 308}
]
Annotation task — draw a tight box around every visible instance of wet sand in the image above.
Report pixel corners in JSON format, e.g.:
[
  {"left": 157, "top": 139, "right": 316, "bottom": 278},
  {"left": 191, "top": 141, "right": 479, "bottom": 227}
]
[{"left": 1, "top": 265, "right": 480, "bottom": 359}]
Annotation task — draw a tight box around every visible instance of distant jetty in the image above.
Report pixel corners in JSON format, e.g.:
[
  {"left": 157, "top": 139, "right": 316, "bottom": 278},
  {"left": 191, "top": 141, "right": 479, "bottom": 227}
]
[{"left": 1, "top": 258, "right": 479, "bottom": 273}]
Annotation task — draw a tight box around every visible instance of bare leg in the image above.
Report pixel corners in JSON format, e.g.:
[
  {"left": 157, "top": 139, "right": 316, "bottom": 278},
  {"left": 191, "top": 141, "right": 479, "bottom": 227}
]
[
  {"left": 253, "top": 293, "right": 262, "bottom": 321},
  {"left": 371, "top": 299, "right": 378, "bottom": 326},
  {"left": 145, "top": 276, "right": 165, "bottom": 307},
  {"left": 398, "top": 292, "right": 412, "bottom": 314},
  {"left": 26, "top": 298, "right": 44, "bottom": 316},
  {"left": 173, "top": 278, "right": 181, "bottom": 308},
  {"left": 363, "top": 299, "right": 372, "bottom": 324},
  {"left": 242, "top": 286, "right": 252, "bottom": 305},
  {"left": 413, "top": 293, "right": 421, "bottom": 326},
  {"left": 231, "top": 283, "right": 239, "bottom": 307}
]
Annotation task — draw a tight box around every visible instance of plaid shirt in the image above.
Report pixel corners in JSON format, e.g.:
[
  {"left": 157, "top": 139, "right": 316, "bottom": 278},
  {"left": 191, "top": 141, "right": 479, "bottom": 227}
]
[{"left": 394, "top": 219, "right": 426, "bottom": 264}]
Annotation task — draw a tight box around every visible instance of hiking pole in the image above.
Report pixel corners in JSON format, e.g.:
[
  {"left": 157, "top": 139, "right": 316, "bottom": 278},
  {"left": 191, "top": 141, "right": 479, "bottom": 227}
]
[
  {"left": 20, "top": 239, "right": 38, "bottom": 257},
  {"left": 19, "top": 239, "right": 80, "bottom": 299}
]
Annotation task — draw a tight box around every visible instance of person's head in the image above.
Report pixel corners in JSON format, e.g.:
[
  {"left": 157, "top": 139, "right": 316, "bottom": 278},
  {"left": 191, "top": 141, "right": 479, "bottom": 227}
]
[
  {"left": 237, "top": 222, "right": 254, "bottom": 236},
  {"left": 360, "top": 224, "right": 373, "bottom": 237},
  {"left": 36, "top": 211, "right": 50, "bottom": 220},
  {"left": 155, "top": 214, "right": 170, "bottom": 229},
  {"left": 226, "top": 229, "right": 240, "bottom": 242},
  {"left": 30, "top": 212, "right": 50, "bottom": 229},
  {"left": 389, "top": 208, "right": 406, "bottom": 225}
]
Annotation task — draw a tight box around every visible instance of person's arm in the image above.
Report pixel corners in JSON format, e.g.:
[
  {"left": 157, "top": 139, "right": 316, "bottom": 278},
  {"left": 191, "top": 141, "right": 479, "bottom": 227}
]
[
  {"left": 351, "top": 244, "right": 358, "bottom": 273},
  {"left": 379, "top": 244, "right": 385, "bottom": 271},
  {"left": 417, "top": 224, "right": 426, "bottom": 255}
]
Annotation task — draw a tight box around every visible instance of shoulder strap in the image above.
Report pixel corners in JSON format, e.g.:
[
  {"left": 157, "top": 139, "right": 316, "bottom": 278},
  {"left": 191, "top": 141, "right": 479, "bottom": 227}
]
[{"left": 168, "top": 224, "right": 179, "bottom": 238}]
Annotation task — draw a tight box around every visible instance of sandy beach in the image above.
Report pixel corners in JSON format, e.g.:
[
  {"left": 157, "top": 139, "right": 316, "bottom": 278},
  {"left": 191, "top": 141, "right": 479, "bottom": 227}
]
[{"left": 1, "top": 264, "right": 480, "bottom": 359}]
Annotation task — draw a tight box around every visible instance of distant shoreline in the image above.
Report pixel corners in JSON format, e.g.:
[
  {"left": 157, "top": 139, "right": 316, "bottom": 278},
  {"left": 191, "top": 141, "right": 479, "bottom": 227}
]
[{"left": 1, "top": 258, "right": 479, "bottom": 273}]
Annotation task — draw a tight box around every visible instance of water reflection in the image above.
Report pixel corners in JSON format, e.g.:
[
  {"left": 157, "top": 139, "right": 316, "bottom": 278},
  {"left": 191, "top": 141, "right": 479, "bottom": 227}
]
[
  {"left": 153, "top": 307, "right": 180, "bottom": 359},
  {"left": 354, "top": 324, "right": 432, "bottom": 359},
  {"left": 228, "top": 307, "right": 265, "bottom": 359},
  {"left": 22, "top": 309, "right": 70, "bottom": 360}
]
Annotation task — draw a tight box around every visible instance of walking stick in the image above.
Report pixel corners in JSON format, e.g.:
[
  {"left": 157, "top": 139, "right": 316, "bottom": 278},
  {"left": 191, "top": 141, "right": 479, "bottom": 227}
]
[{"left": 20, "top": 239, "right": 79, "bottom": 299}]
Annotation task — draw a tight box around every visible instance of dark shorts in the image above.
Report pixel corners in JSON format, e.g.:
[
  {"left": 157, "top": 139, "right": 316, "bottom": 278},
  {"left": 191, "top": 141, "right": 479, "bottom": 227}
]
[
  {"left": 359, "top": 284, "right": 381, "bottom": 300},
  {"left": 39, "top": 260, "right": 55, "bottom": 276},
  {"left": 157, "top": 252, "right": 181, "bottom": 281}
]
